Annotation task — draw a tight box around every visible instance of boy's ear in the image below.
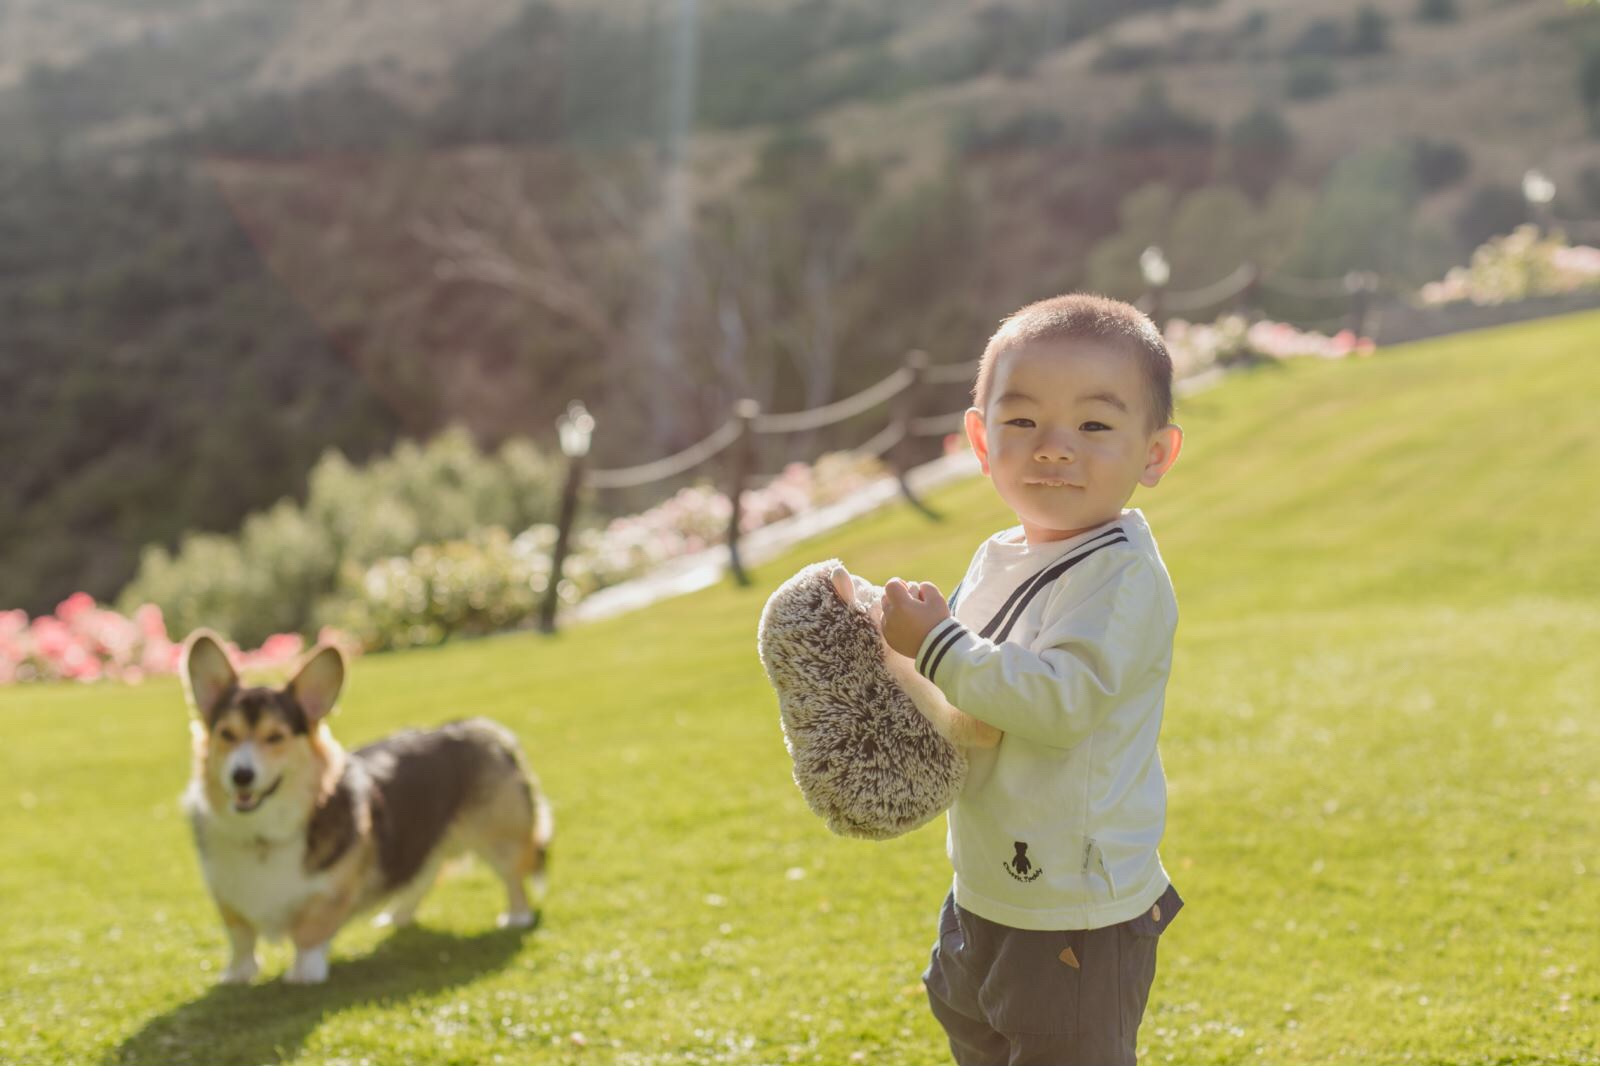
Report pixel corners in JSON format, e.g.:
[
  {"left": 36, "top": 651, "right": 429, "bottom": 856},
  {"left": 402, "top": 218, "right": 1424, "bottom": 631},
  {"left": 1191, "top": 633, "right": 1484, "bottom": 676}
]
[
  {"left": 1139, "top": 424, "right": 1184, "bottom": 488},
  {"left": 963, "top": 407, "right": 990, "bottom": 475},
  {"left": 287, "top": 645, "right": 345, "bottom": 725},
  {"left": 182, "top": 630, "right": 238, "bottom": 720}
]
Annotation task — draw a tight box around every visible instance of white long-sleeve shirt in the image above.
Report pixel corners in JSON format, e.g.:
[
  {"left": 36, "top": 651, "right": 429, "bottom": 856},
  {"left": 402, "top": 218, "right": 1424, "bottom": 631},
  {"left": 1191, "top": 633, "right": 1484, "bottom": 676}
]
[{"left": 914, "top": 509, "right": 1177, "bottom": 930}]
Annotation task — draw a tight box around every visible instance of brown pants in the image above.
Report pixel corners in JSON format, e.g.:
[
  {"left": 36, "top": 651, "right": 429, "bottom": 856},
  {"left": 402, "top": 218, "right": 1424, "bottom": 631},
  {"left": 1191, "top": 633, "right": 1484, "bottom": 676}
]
[{"left": 922, "top": 884, "right": 1182, "bottom": 1066}]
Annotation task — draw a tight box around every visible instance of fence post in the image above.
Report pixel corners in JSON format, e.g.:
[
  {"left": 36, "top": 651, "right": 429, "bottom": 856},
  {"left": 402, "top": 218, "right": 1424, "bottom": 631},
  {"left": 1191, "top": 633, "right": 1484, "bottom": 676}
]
[
  {"left": 891, "top": 349, "right": 940, "bottom": 520},
  {"left": 1233, "top": 262, "right": 1261, "bottom": 320},
  {"left": 1345, "top": 271, "right": 1377, "bottom": 338},
  {"left": 539, "top": 401, "right": 594, "bottom": 634},
  {"left": 725, "top": 399, "right": 759, "bottom": 588}
]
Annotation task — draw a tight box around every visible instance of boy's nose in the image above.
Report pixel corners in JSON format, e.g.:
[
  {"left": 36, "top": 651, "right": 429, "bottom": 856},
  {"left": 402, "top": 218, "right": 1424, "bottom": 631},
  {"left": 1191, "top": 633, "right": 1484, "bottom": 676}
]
[{"left": 1034, "top": 442, "right": 1074, "bottom": 462}]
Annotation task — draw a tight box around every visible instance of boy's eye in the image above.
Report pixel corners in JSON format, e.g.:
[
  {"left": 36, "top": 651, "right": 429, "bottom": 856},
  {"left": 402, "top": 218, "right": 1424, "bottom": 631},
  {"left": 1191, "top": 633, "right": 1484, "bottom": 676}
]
[
  {"left": 218, "top": 728, "right": 238, "bottom": 743},
  {"left": 1081, "top": 421, "right": 1112, "bottom": 432},
  {"left": 1004, "top": 418, "right": 1036, "bottom": 428}
]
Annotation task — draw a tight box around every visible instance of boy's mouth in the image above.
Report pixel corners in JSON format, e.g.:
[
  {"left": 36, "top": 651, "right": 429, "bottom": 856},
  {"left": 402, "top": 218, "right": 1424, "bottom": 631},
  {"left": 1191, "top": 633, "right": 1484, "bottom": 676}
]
[
  {"left": 1024, "top": 477, "right": 1081, "bottom": 489},
  {"left": 232, "top": 775, "right": 283, "bottom": 813}
]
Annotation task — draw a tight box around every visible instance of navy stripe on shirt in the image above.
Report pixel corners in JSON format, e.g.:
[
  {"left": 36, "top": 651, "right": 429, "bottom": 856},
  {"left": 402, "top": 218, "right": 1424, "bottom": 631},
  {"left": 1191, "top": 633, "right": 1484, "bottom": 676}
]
[
  {"left": 979, "top": 526, "right": 1125, "bottom": 642},
  {"left": 917, "top": 618, "right": 965, "bottom": 679},
  {"left": 917, "top": 530, "right": 1129, "bottom": 684},
  {"left": 923, "top": 622, "right": 968, "bottom": 683},
  {"left": 990, "top": 534, "right": 1127, "bottom": 644}
]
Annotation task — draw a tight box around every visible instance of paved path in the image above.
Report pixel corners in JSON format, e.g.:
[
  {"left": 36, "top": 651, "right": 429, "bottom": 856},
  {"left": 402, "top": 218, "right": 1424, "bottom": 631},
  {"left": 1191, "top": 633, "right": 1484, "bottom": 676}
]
[{"left": 566, "top": 452, "right": 981, "bottom": 625}]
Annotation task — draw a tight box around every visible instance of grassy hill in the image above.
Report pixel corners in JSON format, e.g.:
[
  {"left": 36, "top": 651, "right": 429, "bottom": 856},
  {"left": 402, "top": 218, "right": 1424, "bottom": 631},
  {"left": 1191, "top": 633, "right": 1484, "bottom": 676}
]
[{"left": 2, "top": 311, "right": 1597, "bottom": 1064}]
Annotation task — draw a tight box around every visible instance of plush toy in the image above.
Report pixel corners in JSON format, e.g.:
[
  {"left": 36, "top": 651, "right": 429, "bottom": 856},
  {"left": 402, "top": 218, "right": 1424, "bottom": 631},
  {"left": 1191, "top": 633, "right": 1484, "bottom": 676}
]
[{"left": 757, "top": 560, "right": 1000, "bottom": 840}]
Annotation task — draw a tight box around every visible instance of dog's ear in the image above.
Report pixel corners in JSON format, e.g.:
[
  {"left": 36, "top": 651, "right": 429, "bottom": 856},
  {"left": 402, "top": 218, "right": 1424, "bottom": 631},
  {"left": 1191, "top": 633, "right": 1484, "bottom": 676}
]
[
  {"left": 287, "top": 645, "right": 345, "bottom": 725},
  {"left": 182, "top": 630, "right": 238, "bottom": 720}
]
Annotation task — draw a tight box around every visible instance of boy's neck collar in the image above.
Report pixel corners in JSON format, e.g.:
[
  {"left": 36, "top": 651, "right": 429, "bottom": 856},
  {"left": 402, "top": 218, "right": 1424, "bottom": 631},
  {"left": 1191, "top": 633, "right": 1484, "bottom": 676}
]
[{"left": 1005, "top": 510, "right": 1137, "bottom": 548}]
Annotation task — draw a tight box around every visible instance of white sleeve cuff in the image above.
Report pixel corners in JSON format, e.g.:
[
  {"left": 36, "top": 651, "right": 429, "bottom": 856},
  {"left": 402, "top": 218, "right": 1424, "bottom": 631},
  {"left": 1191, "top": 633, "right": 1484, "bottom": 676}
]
[{"left": 916, "top": 618, "right": 972, "bottom": 684}]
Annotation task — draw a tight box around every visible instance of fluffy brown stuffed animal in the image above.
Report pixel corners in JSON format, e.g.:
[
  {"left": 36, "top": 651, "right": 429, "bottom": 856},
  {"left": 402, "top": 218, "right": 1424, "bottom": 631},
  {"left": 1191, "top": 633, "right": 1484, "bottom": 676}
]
[{"left": 757, "top": 560, "right": 999, "bottom": 840}]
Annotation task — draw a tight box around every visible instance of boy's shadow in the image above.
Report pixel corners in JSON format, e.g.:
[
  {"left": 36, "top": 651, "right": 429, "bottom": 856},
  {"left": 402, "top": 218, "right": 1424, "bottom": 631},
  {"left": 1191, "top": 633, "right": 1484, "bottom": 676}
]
[{"left": 105, "top": 925, "right": 532, "bottom": 1066}]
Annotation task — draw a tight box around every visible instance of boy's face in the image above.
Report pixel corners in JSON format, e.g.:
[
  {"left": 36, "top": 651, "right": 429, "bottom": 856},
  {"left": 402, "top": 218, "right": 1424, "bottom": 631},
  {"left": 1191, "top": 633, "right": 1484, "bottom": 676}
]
[{"left": 965, "top": 340, "right": 1183, "bottom": 544}]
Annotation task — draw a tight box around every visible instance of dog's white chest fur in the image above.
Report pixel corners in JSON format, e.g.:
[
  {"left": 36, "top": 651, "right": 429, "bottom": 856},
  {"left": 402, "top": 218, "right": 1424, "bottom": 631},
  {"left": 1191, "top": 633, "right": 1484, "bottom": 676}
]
[{"left": 187, "top": 786, "right": 332, "bottom": 939}]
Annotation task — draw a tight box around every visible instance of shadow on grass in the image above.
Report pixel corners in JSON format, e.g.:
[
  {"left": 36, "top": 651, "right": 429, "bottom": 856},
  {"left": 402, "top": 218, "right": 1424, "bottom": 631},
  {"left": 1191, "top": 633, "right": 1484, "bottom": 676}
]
[{"left": 105, "top": 924, "right": 534, "bottom": 1066}]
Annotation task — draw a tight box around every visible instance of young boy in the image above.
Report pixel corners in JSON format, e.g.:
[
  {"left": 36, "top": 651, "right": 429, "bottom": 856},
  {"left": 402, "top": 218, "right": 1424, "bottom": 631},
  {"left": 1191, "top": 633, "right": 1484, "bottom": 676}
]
[{"left": 880, "top": 293, "right": 1185, "bottom": 1066}]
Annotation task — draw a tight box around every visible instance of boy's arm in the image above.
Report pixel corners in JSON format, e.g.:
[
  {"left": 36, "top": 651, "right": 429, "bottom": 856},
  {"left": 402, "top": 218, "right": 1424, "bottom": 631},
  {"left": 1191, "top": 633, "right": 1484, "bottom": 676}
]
[
  {"left": 881, "top": 639, "right": 1003, "bottom": 749},
  {"left": 911, "top": 555, "right": 1172, "bottom": 750}
]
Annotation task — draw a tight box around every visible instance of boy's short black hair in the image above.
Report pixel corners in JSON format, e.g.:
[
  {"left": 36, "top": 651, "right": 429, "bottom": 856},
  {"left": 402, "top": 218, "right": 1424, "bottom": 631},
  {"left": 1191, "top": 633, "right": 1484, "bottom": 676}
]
[{"left": 974, "top": 294, "right": 1174, "bottom": 429}]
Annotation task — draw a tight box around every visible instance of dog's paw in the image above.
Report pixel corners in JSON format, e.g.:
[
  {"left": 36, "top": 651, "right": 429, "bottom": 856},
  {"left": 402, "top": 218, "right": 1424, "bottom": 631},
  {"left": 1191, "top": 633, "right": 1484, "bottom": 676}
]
[
  {"left": 285, "top": 947, "right": 329, "bottom": 984},
  {"left": 371, "top": 910, "right": 414, "bottom": 930},
  {"left": 498, "top": 909, "right": 539, "bottom": 930},
  {"left": 218, "top": 958, "right": 259, "bottom": 985}
]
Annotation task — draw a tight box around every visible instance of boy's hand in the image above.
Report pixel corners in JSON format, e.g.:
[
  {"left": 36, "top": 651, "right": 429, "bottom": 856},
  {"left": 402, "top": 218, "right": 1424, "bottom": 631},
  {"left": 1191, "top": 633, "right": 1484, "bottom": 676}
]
[{"left": 881, "top": 579, "right": 950, "bottom": 660}]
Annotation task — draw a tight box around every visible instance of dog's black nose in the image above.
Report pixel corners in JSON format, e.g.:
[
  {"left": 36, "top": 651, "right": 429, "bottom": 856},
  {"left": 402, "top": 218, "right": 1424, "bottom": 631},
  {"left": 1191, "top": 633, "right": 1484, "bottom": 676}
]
[{"left": 231, "top": 766, "right": 256, "bottom": 787}]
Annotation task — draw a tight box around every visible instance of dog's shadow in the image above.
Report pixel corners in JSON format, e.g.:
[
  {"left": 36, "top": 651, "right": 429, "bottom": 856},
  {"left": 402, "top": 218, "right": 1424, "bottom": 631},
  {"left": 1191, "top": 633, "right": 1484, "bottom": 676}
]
[{"left": 105, "top": 925, "right": 533, "bottom": 1066}]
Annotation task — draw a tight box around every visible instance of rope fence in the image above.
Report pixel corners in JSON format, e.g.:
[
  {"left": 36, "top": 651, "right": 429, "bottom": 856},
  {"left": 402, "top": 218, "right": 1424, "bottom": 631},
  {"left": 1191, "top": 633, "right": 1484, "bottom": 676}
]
[
  {"left": 750, "top": 367, "right": 914, "bottom": 435},
  {"left": 537, "top": 259, "right": 1390, "bottom": 630},
  {"left": 585, "top": 417, "right": 744, "bottom": 490}
]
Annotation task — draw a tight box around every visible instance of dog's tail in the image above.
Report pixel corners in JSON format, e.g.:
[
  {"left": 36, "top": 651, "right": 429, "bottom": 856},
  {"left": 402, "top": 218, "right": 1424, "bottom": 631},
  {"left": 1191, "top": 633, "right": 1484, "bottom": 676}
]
[{"left": 522, "top": 792, "right": 554, "bottom": 884}]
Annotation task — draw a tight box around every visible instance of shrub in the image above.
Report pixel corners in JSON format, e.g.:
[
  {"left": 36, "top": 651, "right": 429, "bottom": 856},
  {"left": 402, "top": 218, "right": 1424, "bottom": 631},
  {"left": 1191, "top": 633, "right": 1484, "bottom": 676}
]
[
  {"left": 0, "top": 594, "right": 355, "bottom": 686},
  {"left": 1286, "top": 57, "right": 1338, "bottom": 101},
  {"left": 118, "top": 429, "right": 561, "bottom": 647},
  {"left": 1409, "top": 137, "right": 1471, "bottom": 192},
  {"left": 1102, "top": 80, "right": 1217, "bottom": 149},
  {"left": 950, "top": 109, "right": 1069, "bottom": 156},
  {"left": 1418, "top": 226, "right": 1600, "bottom": 306},
  {"left": 1163, "top": 314, "right": 1375, "bottom": 379},
  {"left": 1350, "top": 6, "right": 1390, "bottom": 54},
  {"left": 316, "top": 528, "right": 549, "bottom": 652},
  {"left": 1289, "top": 19, "right": 1347, "bottom": 58},
  {"left": 1092, "top": 41, "right": 1164, "bottom": 73},
  {"left": 1416, "top": 0, "right": 1459, "bottom": 23}
]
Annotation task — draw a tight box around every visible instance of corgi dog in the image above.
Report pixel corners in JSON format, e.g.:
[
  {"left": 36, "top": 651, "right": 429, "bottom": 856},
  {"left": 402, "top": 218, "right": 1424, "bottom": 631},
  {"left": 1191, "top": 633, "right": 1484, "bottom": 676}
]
[{"left": 180, "top": 630, "right": 552, "bottom": 984}]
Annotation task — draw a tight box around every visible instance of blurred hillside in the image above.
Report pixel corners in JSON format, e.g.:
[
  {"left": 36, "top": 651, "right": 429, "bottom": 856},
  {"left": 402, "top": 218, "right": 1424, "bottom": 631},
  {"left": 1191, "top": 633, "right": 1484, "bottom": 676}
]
[{"left": 2, "top": 0, "right": 1599, "bottom": 615}]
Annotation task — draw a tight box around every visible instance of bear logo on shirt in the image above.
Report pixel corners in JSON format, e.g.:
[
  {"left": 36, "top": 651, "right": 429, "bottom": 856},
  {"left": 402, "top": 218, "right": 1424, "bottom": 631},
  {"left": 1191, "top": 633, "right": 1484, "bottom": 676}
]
[{"left": 1004, "top": 841, "right": 1043, "bottom": 883}]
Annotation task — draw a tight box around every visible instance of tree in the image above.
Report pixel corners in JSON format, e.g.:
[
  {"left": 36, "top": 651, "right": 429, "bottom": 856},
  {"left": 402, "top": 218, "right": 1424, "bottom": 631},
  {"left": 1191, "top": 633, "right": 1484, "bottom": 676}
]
[
  {"left": 1416, "top": 0, "right": 1458, "bottom": 23},
  {"left": 1085, "top": 183, "right": 1179, "bottom": 299},
  {"left": 1580, "top": 165, "right": 1600, "bottom": 213},
  {"left": 698, "top": 132, "right": 882, "bottom": 456},
  {"left": 1287, "top": 147, "right": 1418, "bottom": 279},
  {"left": 1453, "top": 184, "right": 1529, "bottom": 251},
  {"left": 1582, "top": 40, "right": 1600, "bottom": 135},
  {"left": 1085, "top": 181, "right": 1313, "bottom": 303},
  {"left": 1351, "top": 6, "right": 1390, "bottom": 54},
  {"left": 1286, "top": 57, "right": 1338, "bottom": 101},
  {"left": 1409, "top": 137, "right": 1471, "bottom": 192},
  {"left": 1101, "top": 80, "right": 1218, "bottom": 192},
  {"left": 1228, "top": 105, "right": 1296, "bottom": 201}
]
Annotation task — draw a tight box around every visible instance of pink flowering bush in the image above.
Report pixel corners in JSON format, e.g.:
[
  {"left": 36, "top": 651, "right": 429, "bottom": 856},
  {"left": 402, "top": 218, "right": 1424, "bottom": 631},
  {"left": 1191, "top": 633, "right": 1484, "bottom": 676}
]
[
  {"left": 580, "top": 452, "right": 885, "bottom": 586},
  {"left": 1164, "top": 314, "right": 1375, "bottom": 378},
  {"left": 1418, "top": 226, "right": 1600, "bottom": 307},
  {"left": 0, "top": 594, "right": 356, "bottom": 686}
]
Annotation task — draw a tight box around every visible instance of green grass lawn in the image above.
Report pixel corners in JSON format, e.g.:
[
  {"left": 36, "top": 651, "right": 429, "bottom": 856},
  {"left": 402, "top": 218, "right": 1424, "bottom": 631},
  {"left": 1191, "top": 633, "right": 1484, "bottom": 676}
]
[{"left": 3, "top": 311, "right": 1598, "bottom": 1065}]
